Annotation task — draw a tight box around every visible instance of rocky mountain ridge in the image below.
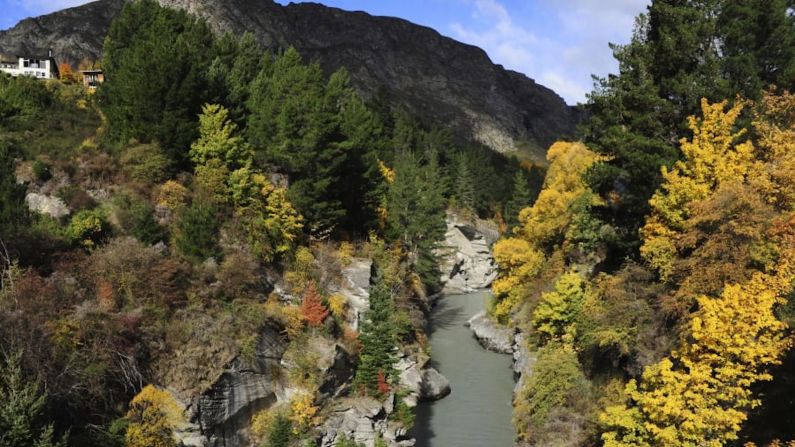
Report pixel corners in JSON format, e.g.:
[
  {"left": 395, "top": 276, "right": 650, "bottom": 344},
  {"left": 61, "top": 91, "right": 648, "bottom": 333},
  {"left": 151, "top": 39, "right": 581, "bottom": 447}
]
[{"left": 0, "top": 0, "right": 582, "bottom": 160}]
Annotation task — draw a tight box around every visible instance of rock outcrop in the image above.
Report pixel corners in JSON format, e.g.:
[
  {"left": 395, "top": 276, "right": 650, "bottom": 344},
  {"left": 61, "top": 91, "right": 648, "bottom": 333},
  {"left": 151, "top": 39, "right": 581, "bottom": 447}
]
[
  {"left": 320, "top": 397, "right": 414, "bottom": 447},
  {"left": 512, "top": 332, "right": 536, "bottom": 396},
  {"left": 0, "top": 0, "right": 582, "bottom": 160},
  {"left": 438, "top": 215, "right": 498, "bottom": 294},
  {"left": 333, "top": 258, "right": 373, "bottom": 329},
  {"left": 175, "top": 323, "right": 287, "bottom": 447},
  {"left": 466, "top": 310, "right": 515, "bottom": 354}
]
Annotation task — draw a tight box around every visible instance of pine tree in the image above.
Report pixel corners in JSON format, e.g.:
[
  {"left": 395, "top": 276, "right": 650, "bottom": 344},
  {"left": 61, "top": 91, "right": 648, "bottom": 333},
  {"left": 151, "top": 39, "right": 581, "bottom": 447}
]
[
  {"left": 355, "top": 278, "right": 397, "bottom": 394},
  {"left": 0, "top": 352, "right": 66, "bottom": 447},
  {"left": 719, "top": 0, "right": 795, "bottom": 97},
  {"left": 207, "top": 32, "right": 263, "bottom": 125},
  {"left": 266, "top": 414, "right": 292, "bottom": 447},
  {"left": 173, "top": 201, "right": 220, "bottom": 262},
  {"left": 583, "top": 15, "right": 681, "bottom": 260},
  {"left": 385, "top": 150, "right": 446, "bottom": 290},
  {"left": 247, "top": 49, "right": 380, "bottom": 237},
  {"left": 100, "top": 0, "right": 214, "bottom": 165},
  {"left": 453, "top": 154, "right": 475, "bottom": 212},
  {"left": 504, "top": 169, "right": 534, "bottom": 233}
]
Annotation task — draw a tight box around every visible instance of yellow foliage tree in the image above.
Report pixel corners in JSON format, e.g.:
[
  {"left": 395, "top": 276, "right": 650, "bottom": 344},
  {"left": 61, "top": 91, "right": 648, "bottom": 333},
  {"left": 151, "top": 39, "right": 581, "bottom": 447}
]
[
  {"left": 125, "top": 385, "right": 184, "bottom": 447},
  {"left": 228, "top": 167, "right": 303, "bottom": 261},
  {"left": 751, "top": 90, "right": 795, "bottom": 209},
  {"left": 156, "top": 180, "right": 189, "bottom": 210},
  {"left": 602, "top": 93, "right": 795, "bottom": 447},
  {"left": 327, "top": 294, "right": 348, "bottom": 320},
  {"left": 531, "top": 271, "right": 587, "bottom": 342},
  {"left": 491, "top": 141, "right": 603, "bottom": 321},
  {"left": 600, "top": 270, "right": 792, "bottom": 447},
  {"left": 641, "top": 99, "right": 759, "bottom": 279},
  {"left": 516, "top": 141, "right": 606, "bottom": 246},
  {"left": 289, "top": 392, "right": 319, "bottom": 434}
]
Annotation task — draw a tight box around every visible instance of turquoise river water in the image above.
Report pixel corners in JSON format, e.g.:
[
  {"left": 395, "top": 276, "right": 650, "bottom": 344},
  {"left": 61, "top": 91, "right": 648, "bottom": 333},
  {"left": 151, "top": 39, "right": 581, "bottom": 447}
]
[{"left": 411, "top": 290, "right": 515, "bottom": 447}]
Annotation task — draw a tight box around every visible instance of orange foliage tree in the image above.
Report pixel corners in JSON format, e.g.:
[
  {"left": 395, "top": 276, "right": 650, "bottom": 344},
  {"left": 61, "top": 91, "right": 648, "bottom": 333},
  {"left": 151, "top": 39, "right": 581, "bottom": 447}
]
[
  {"left": 58, "top": 63, "right": 77, "bottom": 84},
  {"left": 300, "top": 281, "right": 328, "bottom": 328}
]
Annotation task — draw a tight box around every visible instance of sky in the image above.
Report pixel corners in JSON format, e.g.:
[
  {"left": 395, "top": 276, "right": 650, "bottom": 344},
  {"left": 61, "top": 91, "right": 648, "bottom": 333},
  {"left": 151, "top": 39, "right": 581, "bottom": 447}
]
[{"left": 0, "top": 0, "right": 650, "bottom": 104}]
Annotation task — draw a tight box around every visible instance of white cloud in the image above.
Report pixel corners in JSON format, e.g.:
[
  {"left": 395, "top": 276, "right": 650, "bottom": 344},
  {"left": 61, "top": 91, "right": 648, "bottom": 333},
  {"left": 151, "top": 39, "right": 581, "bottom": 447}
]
[{"left": 449, "top": 0, "right": 649, "bottom": 104}]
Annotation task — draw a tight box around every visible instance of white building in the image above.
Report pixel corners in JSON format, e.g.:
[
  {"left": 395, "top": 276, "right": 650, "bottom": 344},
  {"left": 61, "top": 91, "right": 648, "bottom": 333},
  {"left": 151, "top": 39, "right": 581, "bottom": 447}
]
[{"left": 0, "top": 50, "right": 59, "bottom": 79}]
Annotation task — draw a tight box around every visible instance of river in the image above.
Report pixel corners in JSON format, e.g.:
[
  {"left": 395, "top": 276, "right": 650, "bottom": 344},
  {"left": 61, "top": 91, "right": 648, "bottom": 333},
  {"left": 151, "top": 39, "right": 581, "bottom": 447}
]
[{"left": 412, "top": 290, "right": 515, "bottom": 447}]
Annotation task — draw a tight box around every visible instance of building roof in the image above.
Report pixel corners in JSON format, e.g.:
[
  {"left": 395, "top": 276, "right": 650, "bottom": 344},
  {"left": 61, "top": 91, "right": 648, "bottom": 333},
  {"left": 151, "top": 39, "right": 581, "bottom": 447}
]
[{"left": 80, "top": 69, "right": 103, "bottom": 74}]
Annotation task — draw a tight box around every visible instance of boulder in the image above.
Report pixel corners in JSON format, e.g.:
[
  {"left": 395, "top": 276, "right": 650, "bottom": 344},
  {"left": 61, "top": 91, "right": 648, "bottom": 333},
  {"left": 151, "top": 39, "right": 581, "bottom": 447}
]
[
  {"left": 25, "top": 193, "right": 69, "bottom": 219},
  {"left": 466, "top": 311, "right": 515, "bottom": 354},
  {"left": 419, "top": 367, "right": 451, "bottom": 401}
]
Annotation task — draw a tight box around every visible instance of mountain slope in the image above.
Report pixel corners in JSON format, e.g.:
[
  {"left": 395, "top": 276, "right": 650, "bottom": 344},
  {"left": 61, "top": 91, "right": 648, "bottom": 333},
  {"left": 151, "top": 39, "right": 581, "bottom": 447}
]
[{"left": 0, "top": 0, "right": 581, "bottom": 160}]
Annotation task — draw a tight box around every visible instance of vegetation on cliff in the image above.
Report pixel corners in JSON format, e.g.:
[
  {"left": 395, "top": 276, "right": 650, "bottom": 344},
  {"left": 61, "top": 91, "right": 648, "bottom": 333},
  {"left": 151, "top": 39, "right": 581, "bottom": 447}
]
[
  {"left": 494, "top": 1, "right": 795, "bottom": 445},
  {"left": 0, "top": 1, "right": 540, "bottom": 446}
]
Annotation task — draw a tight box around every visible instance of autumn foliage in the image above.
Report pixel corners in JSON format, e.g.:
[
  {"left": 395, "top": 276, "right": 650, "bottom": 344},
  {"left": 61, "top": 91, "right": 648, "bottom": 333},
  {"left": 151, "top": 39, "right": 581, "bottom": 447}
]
[
  {"left": 300, "top": 281, "right": 329, "bottom": 328},
  {"left": 125, "top": 385, "right": 184, "bottom": 447},
  {"left": 376, "top": 370, "right": 391, "bottom": 395}
]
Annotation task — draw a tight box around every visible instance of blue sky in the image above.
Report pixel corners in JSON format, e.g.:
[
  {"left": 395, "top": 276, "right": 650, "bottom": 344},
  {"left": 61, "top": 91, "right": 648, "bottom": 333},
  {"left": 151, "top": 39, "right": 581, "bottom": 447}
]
[{"left": 0, "top": 0, "right": 650, "bottom": 104}]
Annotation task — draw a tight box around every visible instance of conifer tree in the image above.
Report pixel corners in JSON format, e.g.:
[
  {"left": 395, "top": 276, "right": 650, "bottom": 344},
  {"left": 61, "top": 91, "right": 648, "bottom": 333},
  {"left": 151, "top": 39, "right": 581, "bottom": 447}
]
[
  {"left": 0, "top": 352, "right": 66, "bottom": 447},
  {"left": 173, "top": 201, "right": 219, "bottom": 262},
  {"left": 208, "top": 32, "right": 263, "bottom": 125},
  {"left": 385, "top": 150, "right": 446, "bottom": 290},
  {"left": 0, "top": 141, "right": 26, "bottom": 238},
  {"left": 504, "top": 169, "right": 534, "bottom": 233},
  {"left": 453, "top": 154, "right": 476, "bottom": 212},
  {"left": 247, "top": 49, "right": 380, "bottom": 237},
  {"left": 101, "top": 0, "right": 214, "bottom": 164},
  {"left": 266, "top": 414, "right": 292, "bottom": 447},
  {"left": 719, "top": 0, "right": 795, "bottom": 98},
  {"left": 354, "top": 278, "right": 397, "bottom": 394}
]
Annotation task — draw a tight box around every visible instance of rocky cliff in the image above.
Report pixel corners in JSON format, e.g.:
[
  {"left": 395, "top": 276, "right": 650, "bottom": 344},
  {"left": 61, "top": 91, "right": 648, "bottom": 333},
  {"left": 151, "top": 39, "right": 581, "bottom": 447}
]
[
  {"left": 0, "top": 0, "right": 581, "bottom": 159},
  {"left": 437, "top": 214, "right": 499, "bottom": 294}
]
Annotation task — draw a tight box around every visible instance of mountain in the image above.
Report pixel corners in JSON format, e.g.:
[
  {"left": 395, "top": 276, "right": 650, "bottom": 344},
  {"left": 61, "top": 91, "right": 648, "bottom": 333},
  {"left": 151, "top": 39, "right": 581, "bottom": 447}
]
[{"left": 0, "top": 0, "right": 582, "bottom": 160}]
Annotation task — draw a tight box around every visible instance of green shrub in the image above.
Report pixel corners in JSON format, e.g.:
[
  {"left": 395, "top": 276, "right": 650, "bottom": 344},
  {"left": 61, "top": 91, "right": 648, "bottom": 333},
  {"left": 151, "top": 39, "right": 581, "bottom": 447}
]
[
  {"left": 335, "top": 436, "right": 364, "bottom": 447},
  {"left": 112, "top": 193, "right": 166, "bottom": 244},
  {"left": 32, "top": 159, "right": 52, "bottom": 181},
  {"left": 66, "top": 209, "right": 110, "bottom": 249},
  {"left": 389, "top": 393, "right": 415, "bottom": 429},
  {"left": 120, "top": 142, "right": 171, "bottom": 185},
  {"left": 173, "top": 201, "right": 219, "bottom": 261},
  {"left": 514, "top": 344, "right": 592, "bottom": 443},
  {"left": 57, "top": 185, "right": 96, "bottom": 211}
]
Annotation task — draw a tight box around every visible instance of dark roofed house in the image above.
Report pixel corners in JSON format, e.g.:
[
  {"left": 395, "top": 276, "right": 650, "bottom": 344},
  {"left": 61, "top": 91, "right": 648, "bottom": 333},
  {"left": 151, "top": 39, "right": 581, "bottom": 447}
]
[
  {"left": 80, "top": 69, "right": 104, "bottom": 90},
  {"left": 0, "top": 50, "right": 59, "bottom": 79}
]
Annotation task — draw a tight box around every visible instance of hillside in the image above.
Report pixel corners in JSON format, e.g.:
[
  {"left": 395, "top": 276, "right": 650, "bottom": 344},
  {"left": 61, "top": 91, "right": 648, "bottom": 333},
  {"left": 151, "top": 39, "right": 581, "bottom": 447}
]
[{"left": 0, "top": 0, "right": 582, "bottom": 162}]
